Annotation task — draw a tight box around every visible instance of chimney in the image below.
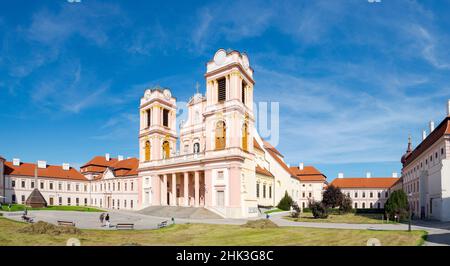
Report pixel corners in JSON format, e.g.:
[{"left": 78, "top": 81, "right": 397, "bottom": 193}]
[
  {"left": 447, "top": 99, "right": 450, "bottom": 116},
  {"left": 422, "top": 130, "right": 427, "bottom": 141},
  {"left": 429, "top": 121, "right": 435, "bottom": 132},
  {"left": 299, "top": 162, "right": 304, "bottom": 170},
  {"left": 62, "top": 163, "right": 70, "bottom": 171},
  {"left": 338, "top": 172, "right": 344, "bottom": 179},
  {"left": 12, "top": 158, "right": 20, "bottom": 166},
  {"left": 392, "top": 172, "right": 398, "bottom": 178},
  {"left": 105, "top": 153, "right": 110, "bottom": 161},
  {"left": 366, "top": 172, "right": 371, "bottom": 178},
  {"left": 37, "top": 160, "right": 47, "bottom": 169},
  {"left": 118, "top": 155, "right": 124, "bottom": 161}
]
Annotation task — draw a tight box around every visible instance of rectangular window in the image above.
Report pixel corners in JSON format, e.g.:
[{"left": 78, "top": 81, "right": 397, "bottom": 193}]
[
  {"left": 263, "top": 184, "right": 266, "bottom": 198},
  {"left": 218, "top": 78, "right": 226, "bottom": 102},
  {"left": 370, "top": 192, "right": 373, "bottom": 198},
  {"left": 131, "top": 182, "right": 134, "bottom": 191},
  {"left": 58, "top": 197, "right": 62, "bottom": 206},
  {"left": 256, "top": 183, "right": 260, "bottom": 198},
  {"left": 31, "top": 181, "right": 34, "bottom": 189},
  {"left": 217, "top": 171, "right": 224, "bottom": 180},
  {"left": 76, "top": 184, "right": 79, "bottom": 192},
  {"left": 163, "top": 109, "right": 169, "bottom": 127},
  {"left": 21, "top": 181, "right": 25, "bottom": 188},
  {"left": 269, "top": 186, "right": 272, "bottom": 198},
  {"left": 146, "top": 109, "right": 151, "bottom": 128},
  {"left": 241, "top": 80, "right": 246, "bottom": 104},
  {"left": 12, "top": 180, "right": 15, "bottom": 188},
  {"left": 355, "top": 192, "right": 358, "bottom": 198},
  {"left": 40, "top": 182, "right": 44, "bottom": 189},
  {"left": 21, "top": 195, "right": 25, "bottom": 203},
  {"left": 362, "top": 192, "right": 366, "bottom": 198},
  {"left": 67, "top": 184, "right": 71, "bottom": 191},
  {"left": 58, "top": 183, "right": 62, "bottom": 190},
  {"left": 84, "top": 198, "right": 87, "bottom": 206},
  {"left": 76, "top": 198, "right": 79, "bottom": 206},
  {"left": 131, "top": 200, "right": 134, "bottom": 209},
  {"left": 67, "top": 198, "right": 71, "bottom": 206},
  {"left": 49, "top": 183, "right": 53, "bottom": 190}
]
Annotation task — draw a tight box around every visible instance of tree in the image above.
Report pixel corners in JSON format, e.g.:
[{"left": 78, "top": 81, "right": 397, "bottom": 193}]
[
  {"left": 277, "top": 191, "right": 293, "bottom": 211},
  {"left": 384, "top": 190, "right": 408, "bottom": 221},
  {"left": 339, "top": 194, "right": 353, "bottom": 213},
  {"left": 309, "top": 200, "right": 328, "bottom": 219},
  {"left": 322, "top": 185, "right": 344, "bottom": 208}
]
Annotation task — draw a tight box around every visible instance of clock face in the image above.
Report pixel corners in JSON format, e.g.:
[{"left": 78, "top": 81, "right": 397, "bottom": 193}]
[
  {"left": 163, "top": 89, "right": 171, "bottom": 99},
  {"left": 213, "top": 49, "right": 226, "bottom": 66}
]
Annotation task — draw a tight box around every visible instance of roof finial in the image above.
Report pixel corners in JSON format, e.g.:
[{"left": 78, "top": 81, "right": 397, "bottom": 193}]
[
  {"left": 407, "top": 134, "right": 412, "bottom": 152},
  {"left": 195, "top": 82, "right": 200, "bottom": 94}
]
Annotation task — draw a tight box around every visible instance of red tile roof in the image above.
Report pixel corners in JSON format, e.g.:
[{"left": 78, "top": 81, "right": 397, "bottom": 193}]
[
  {"left": 330, "top": 177, "right": 399, "bottom": 189},
  {"left": 93, "top": 158, "right": 139, "bottom": 180},
  {"left": 403, "top": 116, "right": 450, "bottom": 167},
  {"left": 81, "top": 155, "right": 118, "bottom": 169},
  {"left": 290, "top": 166, "right": 327, "bottom": 182},
  {"left": 253, "top": 138, "right": 264, "bottom": 152},
  {"left": 265, "top": 147, "right": 296, "bottom": 178},
  {"left": 262, "top": 140, "right": 284, "bottom": 158},
  {"left": 256, "top": 165, "right": 274, "bottom": 177},
  {"left": 4, "top": 161, "right": 87, "bottom": 181}
]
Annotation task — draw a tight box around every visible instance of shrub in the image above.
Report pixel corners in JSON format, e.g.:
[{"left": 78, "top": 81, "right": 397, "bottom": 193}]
[
  {"left": 385, "top": 190, "right": 409, "bottom": 221},
  {"left": 339, "top": 194, "right": 353, "bottom": 213},
  {"left": 277, "top": 191, "right": 293, "bottom": 211},
  {"left": 291, "top": 202, "right": 301, "bottom": 218},
  {"left": 309, "top": 200, "right": 328, "bottom": 219},
  {"left": 322, "top": 185, "right": 344, "bottom": 208}
]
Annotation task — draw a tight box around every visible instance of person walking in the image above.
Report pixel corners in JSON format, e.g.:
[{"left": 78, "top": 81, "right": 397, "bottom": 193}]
[
  {"left": 99, "top": 213, "right": 105, "bottom": 227},
  {"left": 105, "top": 213, "right": 110, "bottom": 228}
]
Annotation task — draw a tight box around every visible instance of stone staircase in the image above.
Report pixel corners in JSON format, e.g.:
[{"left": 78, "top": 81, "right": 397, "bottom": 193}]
[{"left": 138, "top": 206, "right": 223, "bottom": 219}]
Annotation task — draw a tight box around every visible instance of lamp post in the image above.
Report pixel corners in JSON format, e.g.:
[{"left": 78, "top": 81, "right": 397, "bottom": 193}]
[{"left": 408, "top": 193, "right": 412, "bottom": 232}]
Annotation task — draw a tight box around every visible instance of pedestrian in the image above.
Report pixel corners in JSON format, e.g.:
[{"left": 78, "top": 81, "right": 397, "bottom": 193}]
[
  {"left": 99, "top": 213, "right": 105, "bottom": 227},
  {"left": 24, "top": 208, "right": 28, "bottom": 216},
  {"left": 105, "top": 213, "right": 110, "bottom": 228}
]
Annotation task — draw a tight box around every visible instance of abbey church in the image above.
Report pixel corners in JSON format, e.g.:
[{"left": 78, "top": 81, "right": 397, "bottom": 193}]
[{"left": 0, "top": 49, "right": 327, "bottom": 219}]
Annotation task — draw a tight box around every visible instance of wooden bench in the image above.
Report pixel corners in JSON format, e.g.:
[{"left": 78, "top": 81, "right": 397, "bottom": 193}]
[
  {"left": 116, "top": 223, "right": 134, "bottom": 230},
  {"left": 57, "top": 220, "right": 75, "bottom": 227},
  {"left": 21, "top": 215, "right": 34, "bottom": 223},
  {"left": 157, "top": 220, "right": 168, "bottom": 228}
]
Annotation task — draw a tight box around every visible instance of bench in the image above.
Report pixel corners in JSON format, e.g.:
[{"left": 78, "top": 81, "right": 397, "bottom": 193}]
[
  {"left": 116, "top": 223, "right": 134, "bottom": 230},
  {"left": 57, "top": 220, "right": 75, "bottom": 227},
  {"left": 157, "top": 220, "right": 168, "bottom": 228},
  {"left": 21, "top": 215, "right": 34, "bottom": 223}
]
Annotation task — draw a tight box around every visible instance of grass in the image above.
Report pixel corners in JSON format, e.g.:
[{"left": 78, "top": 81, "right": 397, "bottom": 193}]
[
  {"left": 0, "top": 217, "right": 426, "bottom": 246},
  {"left": 286, "top": 212, "right": 398, "bottom": 224},
  {"left": 264, "top": 208, "right": 286, "bottom": 214},
  {"left": 0, "top": 204, "right": 103, "bottom": 212}
]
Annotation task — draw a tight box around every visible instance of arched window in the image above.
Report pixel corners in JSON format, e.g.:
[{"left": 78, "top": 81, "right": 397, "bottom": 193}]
[
  {"left": 242, "top": 123, "right": 248, "bottom": 151},
  {"left": 145, "top": 141, "right": 151, "bottom": 161},
  {"left": 193, "top": 142, "right": 200, "bottom": 154},
  {"left": 215, "top": 121, "right": 226, "bottom": 150},
  {"left": 162, "top": 141, "right": 170, "bottom": 159}
]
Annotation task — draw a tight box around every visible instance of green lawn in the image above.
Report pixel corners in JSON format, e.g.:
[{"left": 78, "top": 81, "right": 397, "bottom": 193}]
[
  {"left": 0, "top": 217, "right": 426, "bottom": 246},
  {"left": 264, "top": 208, "right": 285, "bottom": 214},
  {"left": 286, "top": 212, "right": 397, "bottom": 224},
  {"left": 0, "top": 204, "right": 103, "bottom": 212}
]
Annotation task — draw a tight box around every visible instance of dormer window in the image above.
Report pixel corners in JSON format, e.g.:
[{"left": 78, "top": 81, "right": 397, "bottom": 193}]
[{"left": 218, "top": 78, "right": 226, "bottom": 102}]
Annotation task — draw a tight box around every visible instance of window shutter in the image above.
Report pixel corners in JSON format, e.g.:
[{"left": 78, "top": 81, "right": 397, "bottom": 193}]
[{"left": 218, "top": 78, "right": 226, "bottom": 102}]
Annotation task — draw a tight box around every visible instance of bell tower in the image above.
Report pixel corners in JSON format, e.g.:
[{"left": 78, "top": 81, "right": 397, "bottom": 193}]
[
  {"left": 138, "top": 87, "right": 177, "bottom": 162},
  {"left": 203, "top": 49, "right": 255, "bottom": 153}
]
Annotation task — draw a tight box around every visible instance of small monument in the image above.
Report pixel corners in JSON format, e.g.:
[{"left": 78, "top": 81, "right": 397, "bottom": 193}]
[{"left": 25, "top": 188, "right": 47, "bottom": 208}]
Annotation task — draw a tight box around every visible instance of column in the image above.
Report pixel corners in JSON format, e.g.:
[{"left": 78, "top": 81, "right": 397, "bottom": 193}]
[
  {"left": 195, "top": 171, "right": 200, "bottom": 207},
  {"left": 184, "top": 172, "right": 189, "bottom": 207},
  {"left": 171, "top": 173, "right": 177, "bottom": 206},
  {"left": 162, "top": 174, "right": 168, "bottom": 206}
]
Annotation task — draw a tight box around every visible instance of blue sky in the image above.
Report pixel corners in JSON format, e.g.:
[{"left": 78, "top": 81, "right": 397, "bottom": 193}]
[{"left": 1, "top": 0, "right": 450, "bottom": 182}]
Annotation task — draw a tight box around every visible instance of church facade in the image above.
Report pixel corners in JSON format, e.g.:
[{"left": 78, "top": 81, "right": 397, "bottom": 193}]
[{"left": 0, "top": 49, "right": 327, "bottom": 219}]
